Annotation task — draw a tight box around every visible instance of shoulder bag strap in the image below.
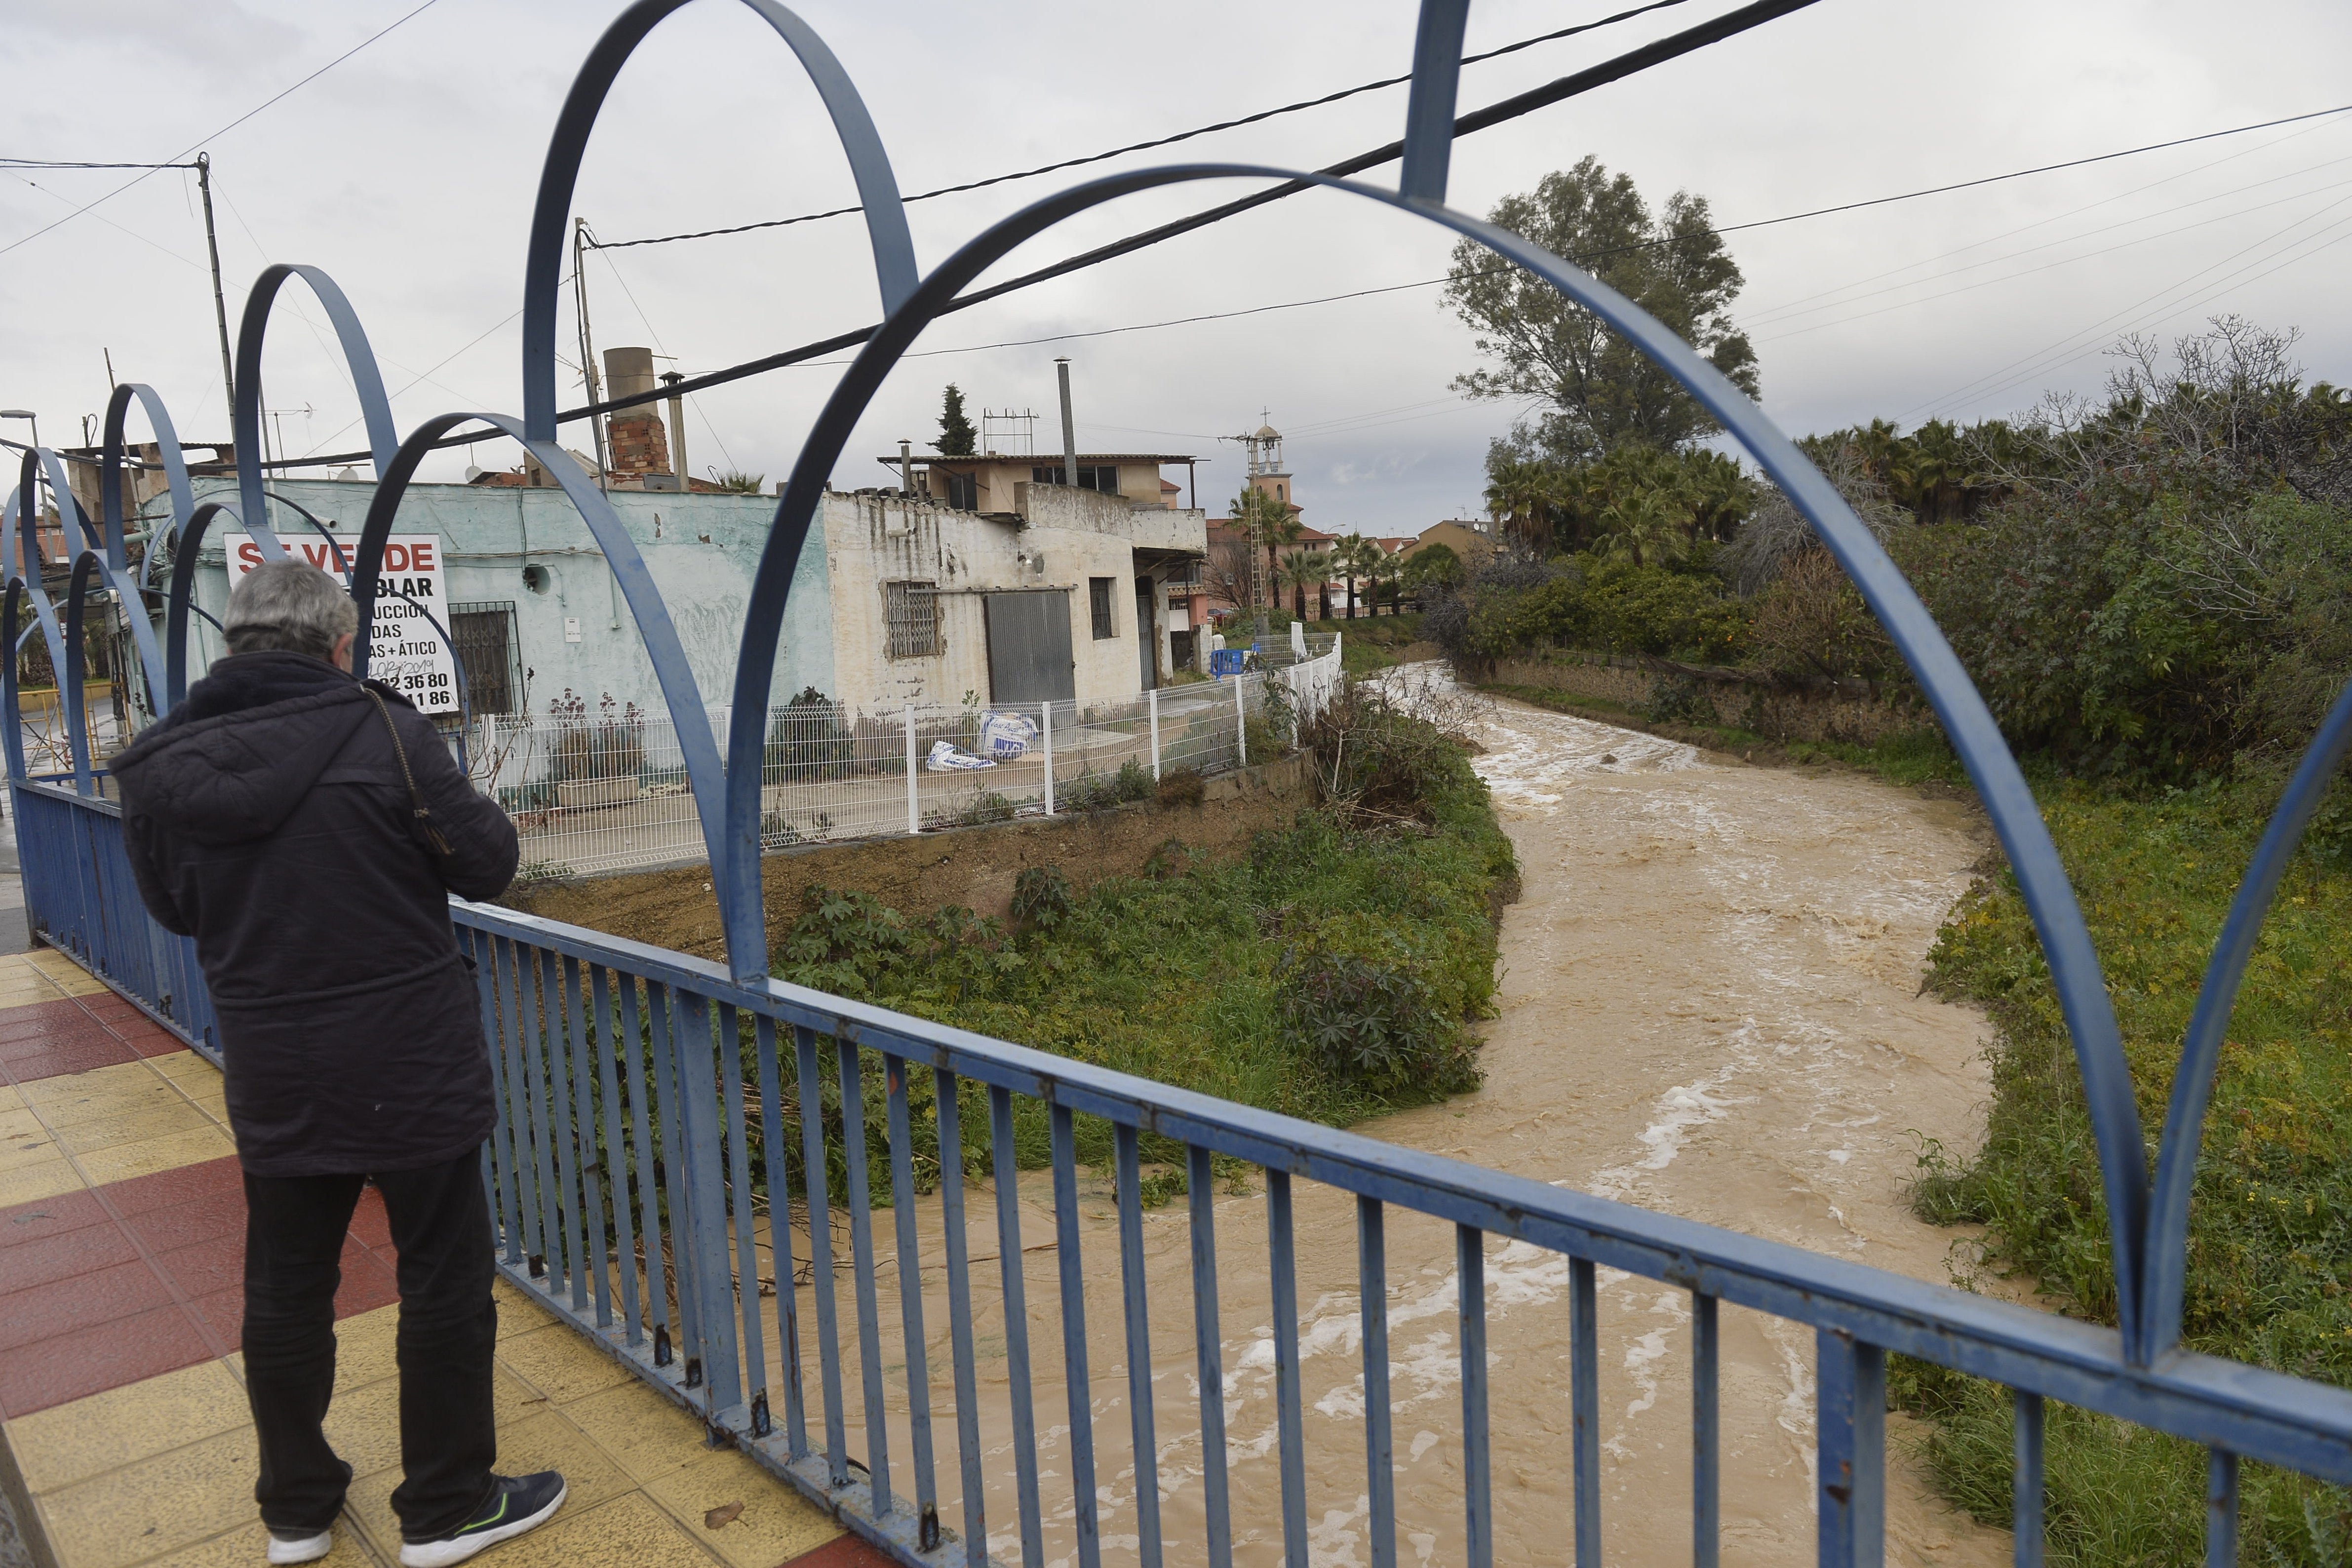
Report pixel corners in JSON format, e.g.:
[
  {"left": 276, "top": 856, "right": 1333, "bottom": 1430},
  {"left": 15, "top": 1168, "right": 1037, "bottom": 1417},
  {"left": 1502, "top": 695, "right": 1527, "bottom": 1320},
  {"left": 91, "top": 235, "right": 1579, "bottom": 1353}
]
[{"left": 363, "top": 687, "right": 455, "bottom": 857}]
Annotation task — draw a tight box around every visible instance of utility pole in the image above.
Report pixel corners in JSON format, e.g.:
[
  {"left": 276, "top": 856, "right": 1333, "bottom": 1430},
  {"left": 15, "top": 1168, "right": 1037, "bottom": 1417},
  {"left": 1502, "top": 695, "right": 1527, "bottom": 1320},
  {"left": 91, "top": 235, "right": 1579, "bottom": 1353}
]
[
  {"left": 196, "top": 154, "right": 235, "bottom": 419},
  {"left": 662, "top": 372, "right": 688, "bottom": 491},
  {"left": 1055, "top": 357, "right": 1078, "bottom": 488},
  {"left": 573, "top": 219, "right": 609, "bottom": 490}
]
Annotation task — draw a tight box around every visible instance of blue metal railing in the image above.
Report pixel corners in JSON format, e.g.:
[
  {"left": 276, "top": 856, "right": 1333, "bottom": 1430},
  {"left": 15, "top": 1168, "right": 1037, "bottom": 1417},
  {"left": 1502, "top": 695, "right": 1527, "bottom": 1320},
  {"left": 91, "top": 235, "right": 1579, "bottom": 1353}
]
[
  {"left": 7, "top": 0, "right": 2352, "bottom": 1562},
  {"left": 17, "top": 793, "right": 2352, "bottom": 1568}
]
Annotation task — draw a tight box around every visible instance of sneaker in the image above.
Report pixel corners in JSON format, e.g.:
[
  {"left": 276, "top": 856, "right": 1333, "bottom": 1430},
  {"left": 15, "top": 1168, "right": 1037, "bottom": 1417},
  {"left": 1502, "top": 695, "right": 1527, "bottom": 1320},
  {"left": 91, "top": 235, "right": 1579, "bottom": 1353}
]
[
  {"left": 265, "top": 1526, "right": 334, "bottom": 1565},
  {"left": 397, "top": 1473, "right": 567, "bottom": 1568}
]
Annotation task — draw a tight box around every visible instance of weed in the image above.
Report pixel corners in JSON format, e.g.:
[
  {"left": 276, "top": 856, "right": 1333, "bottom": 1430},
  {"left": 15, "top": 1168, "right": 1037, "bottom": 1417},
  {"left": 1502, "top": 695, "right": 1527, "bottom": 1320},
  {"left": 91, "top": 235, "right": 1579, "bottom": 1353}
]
[{"left": 1155, "top": 766, "right": 1206, "bottom": 808}]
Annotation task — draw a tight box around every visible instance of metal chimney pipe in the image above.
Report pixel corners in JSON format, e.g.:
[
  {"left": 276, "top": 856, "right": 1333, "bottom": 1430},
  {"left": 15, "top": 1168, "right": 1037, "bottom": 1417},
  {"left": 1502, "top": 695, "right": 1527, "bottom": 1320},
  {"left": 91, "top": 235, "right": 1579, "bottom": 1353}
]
[
  {"left": 660, "top": 371, "right": 687, "bottom": 491},
  {"left": 899, "top": 439, "right": 914, "bottom": 495},
  {"left": 1055, "top": 357, "right": 1078, "bottom": 488}
]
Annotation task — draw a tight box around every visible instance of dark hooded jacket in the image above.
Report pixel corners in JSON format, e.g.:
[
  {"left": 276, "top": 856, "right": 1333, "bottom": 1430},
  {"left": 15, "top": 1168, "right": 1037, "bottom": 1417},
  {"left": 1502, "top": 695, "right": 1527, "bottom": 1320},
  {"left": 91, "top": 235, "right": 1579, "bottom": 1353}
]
[{"left": 112, "top": 651, "right": 519, "bottom": 1176}]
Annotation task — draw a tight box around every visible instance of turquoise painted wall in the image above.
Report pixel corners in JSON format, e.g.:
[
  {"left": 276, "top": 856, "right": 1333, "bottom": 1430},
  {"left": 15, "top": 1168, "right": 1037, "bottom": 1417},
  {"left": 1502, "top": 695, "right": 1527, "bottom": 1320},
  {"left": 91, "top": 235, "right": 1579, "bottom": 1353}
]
[{"left": 180, "top": 477, "right": 832, "bottom": 720}]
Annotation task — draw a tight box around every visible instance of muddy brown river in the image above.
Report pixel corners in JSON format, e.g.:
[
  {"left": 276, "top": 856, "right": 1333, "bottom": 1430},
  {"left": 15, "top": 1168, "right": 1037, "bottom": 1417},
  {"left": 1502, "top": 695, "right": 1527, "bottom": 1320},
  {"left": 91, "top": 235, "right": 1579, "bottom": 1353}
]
[{"left": 768, "top": 678, "right": 2012, "bottom": 1568}]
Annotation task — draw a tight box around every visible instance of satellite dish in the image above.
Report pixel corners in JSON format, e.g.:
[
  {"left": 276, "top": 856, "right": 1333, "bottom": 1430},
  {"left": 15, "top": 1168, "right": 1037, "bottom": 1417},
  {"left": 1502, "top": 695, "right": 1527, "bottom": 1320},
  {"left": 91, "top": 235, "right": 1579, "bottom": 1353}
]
[{"left": 464, "top": 466, "right": 484, "bottom": 482}]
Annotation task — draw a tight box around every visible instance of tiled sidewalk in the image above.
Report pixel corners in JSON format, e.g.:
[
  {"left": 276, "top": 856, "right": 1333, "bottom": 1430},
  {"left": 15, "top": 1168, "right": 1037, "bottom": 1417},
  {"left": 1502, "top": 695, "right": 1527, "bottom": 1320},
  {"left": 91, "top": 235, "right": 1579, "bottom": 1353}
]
[{"left": 0, "top": 949, "right": 884, "bottom": 1568}]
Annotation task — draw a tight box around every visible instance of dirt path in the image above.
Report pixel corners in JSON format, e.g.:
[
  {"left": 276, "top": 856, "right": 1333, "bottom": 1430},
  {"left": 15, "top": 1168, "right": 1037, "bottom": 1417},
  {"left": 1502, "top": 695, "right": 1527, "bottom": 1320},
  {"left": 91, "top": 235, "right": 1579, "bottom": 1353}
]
[{"left": 786, "top": 681, "right": 2011, "bottom": 1567}]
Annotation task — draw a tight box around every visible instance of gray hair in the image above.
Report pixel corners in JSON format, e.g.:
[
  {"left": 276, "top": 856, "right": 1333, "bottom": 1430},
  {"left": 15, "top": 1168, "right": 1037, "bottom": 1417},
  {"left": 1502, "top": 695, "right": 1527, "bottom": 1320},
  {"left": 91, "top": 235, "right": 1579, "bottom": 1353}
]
[{"left": 224, "top": 559, "right": 359, "bottom": 661}]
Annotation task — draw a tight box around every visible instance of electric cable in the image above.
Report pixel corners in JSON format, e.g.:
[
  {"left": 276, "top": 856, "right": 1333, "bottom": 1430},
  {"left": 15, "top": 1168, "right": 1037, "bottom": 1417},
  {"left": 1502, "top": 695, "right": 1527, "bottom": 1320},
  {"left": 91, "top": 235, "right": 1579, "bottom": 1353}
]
[
  {"left": 259, "top": 0, "right": 1823, "bottom": 469},
  {"left": 0, "top": 0, "right": 444, "bottom": 261},
  {"left": 588, "top": 0, "right": 1703, "bottom": 251}
]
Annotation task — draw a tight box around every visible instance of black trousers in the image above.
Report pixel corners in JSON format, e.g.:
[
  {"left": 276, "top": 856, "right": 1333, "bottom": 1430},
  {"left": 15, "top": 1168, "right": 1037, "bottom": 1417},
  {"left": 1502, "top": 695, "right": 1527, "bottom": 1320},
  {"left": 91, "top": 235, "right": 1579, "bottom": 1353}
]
[{"left": 242, "top": 1146, "right": 498, "bottom": 1539}]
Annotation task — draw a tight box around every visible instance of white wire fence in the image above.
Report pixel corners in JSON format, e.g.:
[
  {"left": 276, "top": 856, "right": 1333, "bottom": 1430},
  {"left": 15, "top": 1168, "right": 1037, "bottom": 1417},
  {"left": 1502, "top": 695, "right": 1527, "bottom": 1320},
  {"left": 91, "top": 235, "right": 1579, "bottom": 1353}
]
[{"left": 463, "top": 638, "right": 1341, "bottom": 880}]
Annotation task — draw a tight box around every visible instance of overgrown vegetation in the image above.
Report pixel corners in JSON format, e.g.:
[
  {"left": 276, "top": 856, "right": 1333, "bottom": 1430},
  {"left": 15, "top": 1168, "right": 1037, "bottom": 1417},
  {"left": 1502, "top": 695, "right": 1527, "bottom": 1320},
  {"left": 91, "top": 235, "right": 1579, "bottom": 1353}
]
[{"left": 762, "top": 683, "right": 1515, "bottom": 1197}]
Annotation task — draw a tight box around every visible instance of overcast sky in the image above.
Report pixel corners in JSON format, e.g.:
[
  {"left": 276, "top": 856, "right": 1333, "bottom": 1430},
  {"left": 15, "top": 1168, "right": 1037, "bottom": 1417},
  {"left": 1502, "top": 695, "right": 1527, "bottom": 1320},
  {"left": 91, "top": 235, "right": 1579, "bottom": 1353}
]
[{"left": 6, "top": 0, "right": 2352, "bottom": 533}]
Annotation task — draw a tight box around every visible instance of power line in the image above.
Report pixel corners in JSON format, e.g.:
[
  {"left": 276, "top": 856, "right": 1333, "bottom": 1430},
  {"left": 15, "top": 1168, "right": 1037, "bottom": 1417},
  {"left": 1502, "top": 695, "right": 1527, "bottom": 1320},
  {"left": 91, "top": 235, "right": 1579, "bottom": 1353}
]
[
  {"left": 588, "top": 0, "right": 1702, "bottom": 252},
  {"left": 0, "top": 0, "right": 443, "bottom": 261},
  {"left": 264, "top": 0, "right": 1819, "bottom": 470}
]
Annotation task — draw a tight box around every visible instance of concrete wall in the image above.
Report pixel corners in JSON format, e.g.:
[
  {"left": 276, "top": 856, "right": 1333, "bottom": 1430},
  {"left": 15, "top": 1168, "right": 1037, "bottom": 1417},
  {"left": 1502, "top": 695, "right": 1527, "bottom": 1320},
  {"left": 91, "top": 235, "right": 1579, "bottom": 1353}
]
[
  {"left": 820, "top": 484, "right": 1204, "bottom": 711},
  {"left": 180, "top": 477, "right": 832, "bottom": 720}
]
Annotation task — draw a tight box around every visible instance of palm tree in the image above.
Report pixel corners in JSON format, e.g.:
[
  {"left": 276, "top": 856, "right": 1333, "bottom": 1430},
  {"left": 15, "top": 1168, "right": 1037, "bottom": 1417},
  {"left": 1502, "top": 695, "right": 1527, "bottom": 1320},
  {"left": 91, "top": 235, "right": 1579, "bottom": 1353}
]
[
  {"left": 1483, "top": 459, "right": 1563, "bottom": 553},
  {"left": 1278, "top": 549, "right": 1327, "bottom": 622},
  {"left": 1595, "top": 489, "right": 1692, "bottom": 568},
  {"left": 1230, "top": 488, "right": 1303, "bottom": 622},
  {"left": 1329, "top": 536, "right": 1383, "bottom": 619}
]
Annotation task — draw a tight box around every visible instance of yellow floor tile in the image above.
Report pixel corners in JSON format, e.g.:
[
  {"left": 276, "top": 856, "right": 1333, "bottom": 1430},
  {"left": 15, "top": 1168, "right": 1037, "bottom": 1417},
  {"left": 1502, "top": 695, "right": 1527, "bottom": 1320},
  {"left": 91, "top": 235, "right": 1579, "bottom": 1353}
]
[
  {"left": 326, "top": 1306, "right": 401, "bottom": 1396},
  {"left": 148, "top": 1052, "right": 218, "bottom": 1082},
  {"left": 76, "top": 1123, "right": 236, "bottom": 1187},
  {"left": 641, "top": 1448, "right": 839, "bottom": 1568},
  {"left": 0, "top": 1133, "right": 67, "bottom": 1174},
  {"left": 497, "top": 1323, "right": 635, "bottom": 1406},
  {"left": 558, "top": 1380, "right": 717, "bottom": 1485},
  {"left": 0, "top": 1155, "right": 83, "bottom": 1209},
  {"left": 319, "top": 1379, "right": 407, "bottom": 1485},
  {"left": 462, "top": 1491, "right": 722, "bottom": 1568},
  {"left": 54, "top": 1101, "right": 216, "bottom": 1156},
  {"left": 493, "top": 1278, "right": 562, "bottom": 1337},
  {"left": 27, "top": 951, "right": 109, "bottom": 996},
  {"left": 35, "top": 1425, "right": 259, "bottom": 1568},
  {"left": 135, "top": 1518, "right": 386, "bottom": 1568},
  {"left": 0, "top": 1103, "right": 45, "bottom": 1141},
  {"left": 20, "top": 1061, "right": 184, "bottom": 1124},
  {"left": 4, "top": 1360, "right": 250, "bottom": 1495},
  {"left": 344, "top": 1409, "right": 631, "bottom": 1557}
]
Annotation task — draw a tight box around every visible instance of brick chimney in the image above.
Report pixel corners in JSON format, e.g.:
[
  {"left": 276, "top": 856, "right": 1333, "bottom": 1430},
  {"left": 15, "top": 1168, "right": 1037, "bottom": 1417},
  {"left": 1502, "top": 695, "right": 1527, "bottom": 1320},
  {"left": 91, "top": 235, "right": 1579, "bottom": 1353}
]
[{"left": 601, "top": 346, "right": 671, "bottom": 479}]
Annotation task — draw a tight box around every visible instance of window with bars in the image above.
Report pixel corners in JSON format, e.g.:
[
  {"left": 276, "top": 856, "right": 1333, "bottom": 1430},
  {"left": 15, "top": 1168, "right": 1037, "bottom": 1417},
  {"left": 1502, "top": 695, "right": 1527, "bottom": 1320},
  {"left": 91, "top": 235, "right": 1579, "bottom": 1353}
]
[
  {"left": 885, "top": 581, "right": 941, "bottom": 659},
  {"left": 1032, "top": 464, "right": 1122, "bottom": 496},
  {"left": 1089, "top": 577, "right": 1116, "bottom": 640},
  {"left": 447, "top": 600, "right": 524, "bottom": 715},
  {"left": 942, "top": 470, "right": 979, "bottom": 510}
]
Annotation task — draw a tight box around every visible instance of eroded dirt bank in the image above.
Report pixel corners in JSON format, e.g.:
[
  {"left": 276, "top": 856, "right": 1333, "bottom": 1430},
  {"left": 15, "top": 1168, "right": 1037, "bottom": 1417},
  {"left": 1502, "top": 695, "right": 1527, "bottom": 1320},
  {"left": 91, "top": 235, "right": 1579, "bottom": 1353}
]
[{"left": 784, "top": 681, "right": 2009, "bottom": 1567}]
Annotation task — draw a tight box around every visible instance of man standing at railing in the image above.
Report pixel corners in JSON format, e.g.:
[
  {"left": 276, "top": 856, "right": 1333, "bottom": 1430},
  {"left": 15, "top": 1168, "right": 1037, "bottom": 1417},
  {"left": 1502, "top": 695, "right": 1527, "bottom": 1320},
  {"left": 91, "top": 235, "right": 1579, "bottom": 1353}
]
[{"left": 110, "top": 561, "right": 564, "bottom": 1568}]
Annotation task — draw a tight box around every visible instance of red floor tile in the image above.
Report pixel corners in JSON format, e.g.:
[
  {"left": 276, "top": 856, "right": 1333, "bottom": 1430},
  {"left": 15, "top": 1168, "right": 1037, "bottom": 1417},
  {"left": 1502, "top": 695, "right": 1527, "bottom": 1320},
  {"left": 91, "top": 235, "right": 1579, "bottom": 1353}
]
[
  {"left": 105, "top": 1154, "right": 243, "bottom": 1217},
  {"left": 0, "top": 1187, "right": 108, "bottom": 1249},
  {"left": 0, "top": 1256, "right": 174, "bottom": 1352},
  {"left": 79, "top": 996, "right": 146, "bottom": 1023},
  {"left": 0, "top": 997, "right": 106, "bottom": 1043},
  {"left": 154, "top": 1231, "right": 246, "bottom": 1300},
  {"left": 119, "top": 1022, "right": 190, "bottom": 1059},
  {"left": 0, "top": 1216, "right": 139, "bottom": 1295},
  {"left": 122, "top": 1186, "right": 247, "bottom": 1254},
  {"left": 779, "top": 1531, "right": 902, "bottom": 1568},
  {"left": 334, "top": 1249, "right": 401, "bottom": 1319},
  {"left": 0, "top": 1300, "right": 212, "bottom": 1418},
  {"left": 349, "top": 1189, "right": 392, "bottom": 1251},
  {"left": 3, "top": 1035, "right": 141, "bottom": 1083},
  {"left": 0, "top": 1022, "right": 116, "bottom": 1062},
  {"left": 190, "top": 1285, "right": 242, "bottom": 1349}
]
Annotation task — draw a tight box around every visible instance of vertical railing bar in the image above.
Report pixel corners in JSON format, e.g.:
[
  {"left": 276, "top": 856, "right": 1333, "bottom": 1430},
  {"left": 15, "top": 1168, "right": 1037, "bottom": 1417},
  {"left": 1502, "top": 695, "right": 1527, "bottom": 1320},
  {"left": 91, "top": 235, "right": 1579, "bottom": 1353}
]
[
  {"left": 589, "top": 965, "right": 642, "bottom": 1343},
  {"left": 618, "top": 975, "right": 670, "bottom": 1345},
  {"left": 1815, "top": 1330, "right": 1886, "bottom": 1568},
  {"left": 991, "top": 1085, "right": 1046, "bottom": 1568},
  {"left": 797, "top": 1025, "right": 851, "bottom": 1485},
  {"left": 1457, "top": 1224, "right": 1491, "bottom": 1568},
  {"left": 1570, "top": 1256, "right": 1601, "bottom": 1568},
  {"left": 1358, "top": 1197, "right": 1394, "bottom": 1568},
  {"left": 756, "top": 1015, "right": 808, "bottom": 1456},
  {"left": 495, "top": 937, "right": 544, "bottom": 1274},
  {"left": 1268, "top": 1170, "right": 1308, "bottom": 1568},
  {"left": 1187, "top": 1143, "right": 1232, "bottom": 1568},
  {"left": 1114, "top": 1123, "right": 1162, "bottom": 1568},
  {"left": 1693, "top": 1290, "right": 1720, "bottom": 1568},
  {"left": 884, "top": 1055, "right": 940, "bottom": 1540},
  {"left": 2012, "top": 1389, "right": 2043, "bottom": 1568},
  {"left": 679, "top": 993, "right": 743, "bottom": 1415},
  {"left": 1050, "top": 1104, "right": 1103, "bottom": 1568},
  {"left": 836, "top": 1039, "right": 895, "bottom": 1518},
  {"left": 2205, "top": 1449, "right": 2238, "bottom": 1568},
  {"left": 562, "top": 956, "right": 612, "bottom": 1326},
  {"left": 537, "top": 948, "right": 588, "bottom": 1310},
  {"left": 936, "top": 1068, "right": 988, "bottom": 1568},
  {"left": 648, "top": 982, "right": 706, "bottom": 1375},
  {"left": 514, "top": 944, "right": 567, "bottom": 1296},
  {"left": 472, "top": 932, "right": 524, "bottom": 1267},
  {"left": 717, "top": 1002, "right": 769, "bottom": 1423}
]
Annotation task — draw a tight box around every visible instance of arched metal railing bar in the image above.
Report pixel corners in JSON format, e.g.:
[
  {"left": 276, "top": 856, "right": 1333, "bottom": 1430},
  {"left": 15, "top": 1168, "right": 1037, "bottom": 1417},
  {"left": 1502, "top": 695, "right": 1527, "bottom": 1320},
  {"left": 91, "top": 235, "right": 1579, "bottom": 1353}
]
[
  {"left": 18, "top": 446, "right": 100, "bottom": 564},
  {"left": 163, "top": 501, "right": 245, "bottom": 708},
  {"left": 100, "top": 382, "right": 195, "bottom": 573},
  {"left": 1398, "top": 0, "right": 1470, "bottom": 203},
  {"left": 350, "top": 412, "right": 723, "bottom": 864},
  {"left": 61, "top": 549, "right": 168, "bottom": 793},
  {"left": 5, "top": 472, "right": 90, "bottom": 783},
  {"left": 2142, "top": 674, "right": 2352, "bottom": 1360},
  {"left": 718, "top": 160, "right": 2152, "bottom": 1360},
  {"left": 1, "top": 583, "right": 28, "bottom": 783},
  {"left": 263, "top": 486, "right": 474, "bottom": 765},
  {"left": 232, "top": 263, "right": 399, "bottom": 549},
  {"left": 518, "top": 0, "right": 918, "bottom": 443}
]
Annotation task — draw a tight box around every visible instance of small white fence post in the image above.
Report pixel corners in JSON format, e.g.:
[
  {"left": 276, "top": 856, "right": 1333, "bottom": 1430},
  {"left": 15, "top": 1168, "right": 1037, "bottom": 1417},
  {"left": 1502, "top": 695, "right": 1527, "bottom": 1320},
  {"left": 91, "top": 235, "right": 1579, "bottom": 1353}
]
[
  {"left": 1147, "top": 687, "right": 1161, "bottom": 780},
  {"left": 1235, "top": 674, "right": 1249, "bottom": 768},
  {"left": 1042, "top": 701, "right": 1056, "bottom": 815},
  {"left": 904, "top": 704, "right": 919, "bottom": 835}
]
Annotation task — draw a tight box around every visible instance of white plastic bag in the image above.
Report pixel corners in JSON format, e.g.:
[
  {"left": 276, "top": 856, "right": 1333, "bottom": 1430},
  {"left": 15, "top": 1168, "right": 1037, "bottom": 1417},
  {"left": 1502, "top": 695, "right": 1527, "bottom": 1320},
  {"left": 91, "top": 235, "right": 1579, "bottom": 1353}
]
[
  {"left": 976, "top": 709, "right": 1037, "bottom": 760},
  {"left": 926, "top": 740, "right": 995, "bottom": 772}
]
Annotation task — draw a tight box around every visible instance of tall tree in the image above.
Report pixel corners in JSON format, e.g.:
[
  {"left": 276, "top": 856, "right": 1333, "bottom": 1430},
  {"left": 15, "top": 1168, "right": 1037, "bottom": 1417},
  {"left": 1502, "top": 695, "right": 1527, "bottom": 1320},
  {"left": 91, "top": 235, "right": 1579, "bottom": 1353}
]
[
  {"left": 937, "top": 384, "right": 977, "bottom": 456},
  {"left": 1445, "top": 157, "right": 1758, "bottom": 464}
]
